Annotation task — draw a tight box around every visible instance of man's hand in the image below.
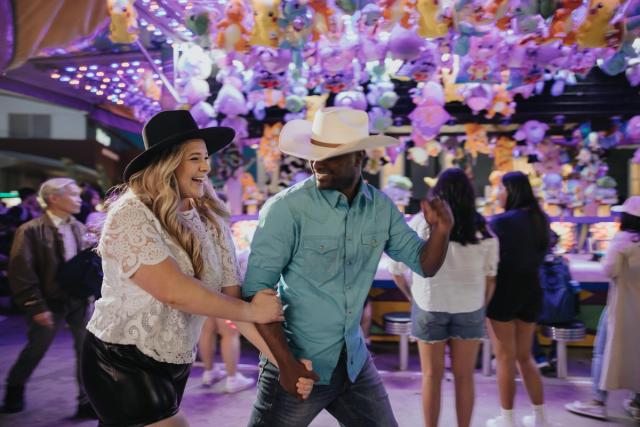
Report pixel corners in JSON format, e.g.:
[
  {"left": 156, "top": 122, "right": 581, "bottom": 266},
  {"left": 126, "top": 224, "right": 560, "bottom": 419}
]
[
  {"left": 280, "top": 358, "right": 320, "bottom": 400},
  {"left": 296, "top": 359, "right": 315, "bottom": 400},
  {"left": 249, "top": 289, "right": 284, "bottom": 324},
  {"left": 33, "top": 311, "right": 54, "bottom": 328},
  {"left": 421, "top": 198, "right": 454, "bottom": 234}
]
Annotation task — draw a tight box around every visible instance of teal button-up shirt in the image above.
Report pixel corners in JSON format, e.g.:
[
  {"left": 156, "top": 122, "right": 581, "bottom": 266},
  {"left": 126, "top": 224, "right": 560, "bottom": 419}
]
[{"left": 242, "top": 177, "right": 426, "bottom": 385}]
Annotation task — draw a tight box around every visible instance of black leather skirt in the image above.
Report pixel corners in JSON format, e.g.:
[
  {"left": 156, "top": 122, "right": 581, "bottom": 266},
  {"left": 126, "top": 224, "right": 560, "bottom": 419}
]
[{"left": 81, "top": 332, "right": 191, "bottom": 427}]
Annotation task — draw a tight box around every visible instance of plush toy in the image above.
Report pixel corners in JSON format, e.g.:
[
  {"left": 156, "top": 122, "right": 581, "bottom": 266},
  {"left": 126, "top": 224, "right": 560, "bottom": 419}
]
[
  {"left": 510, "top": 0, "right": 544, "bottom": 34},
  {"left": 396, "top": 46, "right": 439, "bottom": 82},
  {"left": 416, "top": 0, "right": 452, "bottom": 38},
  {"left": 456, "top": 31, "right": 501, "bottom": 83},
  {"left": 485, "top": 170, "right": 505, "bottom": 215},
  {"left": 408, "top": 147, "right": 429, "bottom": 165},
  {"left": 221, "top": 116, "right": 249, "bottom": 142},
  {"left": 216, "top": 0, "right": 250, "bottom": 52},
  {"left": 181, "top": 78, "right": 210, "bottom": 104},
  {"left": 626, "top": 63, "right": 640, "bottom": 85},
  {"left": 186, "top": 10, "right": 213, "bottom": 47},
  {"left": 177, "top": 45, "right": 213, "bottom": 80},
  {"left": 514, "top": 120, "right": 549, "bottom": 146},
  {"left": 190, "top": 101, "right": 216, "bottom": 127},
  {"left": 410, "top": 82, "right": 451, "bottom": 141},
  {"left": 464, "top": 123, "right": 491, "bottom": 158},
  {"left": 258, "top": 123, "right": 283, "bottom": 174},
  {"left": 108, "top": 0, "right": 138, "bottom": 44},
  {"left": 250, "top": 0, "right": 283, "bottom": 47},
  {"left": 214, "top": 80, "right": 249, "bottom": 117},
  {"left": 335, "top": 90, "right": 368, "bottom": 110},
  {"left": 383, "top": 175, "right": 413, "bottom": 208},
  {"left": 576, "top": 0, "right": 624, "bottom": 48},
  {"left": 486, "top": 86, "right": 516, "bottom": 119},
  {"left": 379, "top": 0, "right": 413, "bottom": 29},
  {"left": 460, "top": 84, "right": 493, "bottom": 114},
  {"left": 387, "top": 25, "right": 425, "bottom": 60},
  {"left": 626, "top": 115, "right": 640, "bottom": 143},
  {"left": 278, "top": 0, "right": 312, "bottom": 59},
  {"left": 369, "top": 107, "right": 393, "bottom": 133},
  {"left": 367, "top": 81, "right": 399, "bottom": 109},
  {"left": 542, "top": 172, "right": 564, "bottom": 204},
  {"left": 483, "top": 0, "right": 511, "bottom": 29},
  {"left": 309, "top": 0, "right": 334, "bottom": 41},
  {"left": 546, "top": 0, "right": 583, "bottom": 44},
  {"left": 493, "top": 136, "right": 515, "bottom": 171}
]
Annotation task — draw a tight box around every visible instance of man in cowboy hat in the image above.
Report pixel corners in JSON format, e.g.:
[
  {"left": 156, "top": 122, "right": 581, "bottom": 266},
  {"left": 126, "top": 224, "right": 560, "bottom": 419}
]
[{"left": 243, "top": 107, "right": 454, "bottom": 426}]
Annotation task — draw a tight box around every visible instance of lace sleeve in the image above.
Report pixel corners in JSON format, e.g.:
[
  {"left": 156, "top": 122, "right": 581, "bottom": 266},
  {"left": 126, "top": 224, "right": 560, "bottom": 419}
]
[
  {"left": 99, "top": 198, "right": 171, "bottom": 279},
  {"left": 216, "top": 221, "right": 242, "bottom": 287}
]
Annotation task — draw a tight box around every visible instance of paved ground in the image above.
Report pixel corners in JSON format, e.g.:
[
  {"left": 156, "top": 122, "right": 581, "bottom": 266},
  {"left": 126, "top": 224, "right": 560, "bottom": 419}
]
[{"left": 0, "top": 310, "right": 636, "bottom": 427}]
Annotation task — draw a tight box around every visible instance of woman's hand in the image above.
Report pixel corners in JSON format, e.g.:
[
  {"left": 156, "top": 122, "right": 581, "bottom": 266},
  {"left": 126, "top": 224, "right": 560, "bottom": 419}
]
[
  {"left": 296, "top": 359, "right": 316, "bottom": 400},
  {"left": 249, "top": 289, "right": 284, "bottom": 323}
]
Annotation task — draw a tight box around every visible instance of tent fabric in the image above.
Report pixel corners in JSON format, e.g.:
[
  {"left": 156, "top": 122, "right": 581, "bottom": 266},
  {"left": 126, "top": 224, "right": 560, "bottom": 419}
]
[{"left": 4, "top": 0, "right": 108, "bottom": 73}]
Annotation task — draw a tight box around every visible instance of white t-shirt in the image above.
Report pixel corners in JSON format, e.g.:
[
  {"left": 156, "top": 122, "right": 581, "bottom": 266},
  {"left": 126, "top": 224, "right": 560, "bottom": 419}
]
[
  {"left": 86, "top": 191, "right": 241, "bottom": 364},
  {"left": 388, "top": 214, "right": 499, "bottom": 313}
]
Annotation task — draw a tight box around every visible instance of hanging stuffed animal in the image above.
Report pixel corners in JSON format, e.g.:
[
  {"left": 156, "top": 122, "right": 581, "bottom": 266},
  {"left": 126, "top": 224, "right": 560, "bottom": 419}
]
[
  {"left": 309, "top": 0, "right": 334, "bottom": 41},
  {"left": 278, "top": 0, "right": 312, "bottom": 63},
  {"left": 258, "top": 123, "right": 283, "bottom": 175},
  {"left": 108, "top": 0, "right": 138, "bottom": 44},
  {"left": 464, "top": 123, "right": 491, "bottom": 158},
  {"left": 250, "top": 0, "right": 283, "bottom": 47},
  {"left": 546, "top": 0, "right": 583, "bottom": 44},
  {"left": 576, "top": 0, "right": 624, "bottom": 48},
  {"left": 217, "top": 0, "right": 250, "bottom": 52},
  {"left": 416, "top": 0, "right": 452, "bottom": 38},
  {"left": 485, "top": 86, "right": 516, "bottom": 119},
  {"left": 379, "top": 0, "right": 413, "bottom": 29},
  {"left": 493, "top": 136, "right": 516, "bottom": 171},
  {"left": 396, "top": 45, "right": 440, "bottom": 82}
]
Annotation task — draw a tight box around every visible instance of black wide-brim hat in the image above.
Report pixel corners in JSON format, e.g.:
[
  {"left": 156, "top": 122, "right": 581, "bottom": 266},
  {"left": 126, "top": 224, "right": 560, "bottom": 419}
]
[{"left": 123, "top": 110, "right": 235, "bottom": 181}]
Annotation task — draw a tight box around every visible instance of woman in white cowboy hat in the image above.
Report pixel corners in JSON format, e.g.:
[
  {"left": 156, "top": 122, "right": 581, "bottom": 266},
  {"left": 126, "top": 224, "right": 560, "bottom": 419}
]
[
  {"left": 81, "top": 110, "right": 313, "bottom": 427},
  {"left": 243, "top": 107, "right": 454, "bottom": 427}
]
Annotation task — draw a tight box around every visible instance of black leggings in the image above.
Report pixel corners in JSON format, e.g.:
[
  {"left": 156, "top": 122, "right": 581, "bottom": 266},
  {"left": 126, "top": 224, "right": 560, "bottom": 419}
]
[{"left": 81, "top": 332, "right": 191, "bottom": 427}]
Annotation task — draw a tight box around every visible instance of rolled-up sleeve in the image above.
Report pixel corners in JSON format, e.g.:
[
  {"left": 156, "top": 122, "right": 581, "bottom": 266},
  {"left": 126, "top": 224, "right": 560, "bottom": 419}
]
[
  {"left": 384, "top": 204, "right": 426, "bottom": 278},
  {"left": 242, "top": 197, "right": 296, "bottom": 298}
]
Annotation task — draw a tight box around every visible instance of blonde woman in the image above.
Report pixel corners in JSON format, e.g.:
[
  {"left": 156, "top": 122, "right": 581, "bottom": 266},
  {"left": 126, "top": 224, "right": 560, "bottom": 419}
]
[{"left": 81, "top": 111, "right": 313, "bottom": 427}]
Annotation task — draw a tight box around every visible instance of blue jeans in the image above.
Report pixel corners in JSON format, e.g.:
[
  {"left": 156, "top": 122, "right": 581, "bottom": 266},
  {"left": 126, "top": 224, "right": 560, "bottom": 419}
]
[
  {"left": 248, "top": 350, "right": 397, "bottom": 427},
  {"left": 592, "top": 307, "right": 608, "bottom": 402}
]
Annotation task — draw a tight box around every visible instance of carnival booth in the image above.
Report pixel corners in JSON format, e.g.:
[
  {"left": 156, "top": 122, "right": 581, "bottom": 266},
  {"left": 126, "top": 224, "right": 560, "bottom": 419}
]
[{"left": 2, "top": 0, "right": 640, "bottom": 346}]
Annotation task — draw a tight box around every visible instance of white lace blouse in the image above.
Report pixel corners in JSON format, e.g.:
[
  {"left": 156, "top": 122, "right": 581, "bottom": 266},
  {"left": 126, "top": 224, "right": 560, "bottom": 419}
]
[{"left": 86, "top": 191, "right": 241, "bottom": 364}]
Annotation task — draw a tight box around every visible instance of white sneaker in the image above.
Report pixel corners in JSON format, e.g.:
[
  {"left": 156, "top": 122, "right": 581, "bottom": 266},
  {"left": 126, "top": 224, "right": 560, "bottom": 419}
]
[
  {"left": 565, "top": 400, "right": 606, "bottom": 420},
  {"left": 224, "top": 372, "right": 255, "bottom": 393},
  {"left": 486, "top": 415, "right": 519, "bottom": 427},
  {"left": 522, "top": 414, "right": 552, "bottom": 427},
  {"left": 202, "top": 367, "right": 226, "bottom": 387}
]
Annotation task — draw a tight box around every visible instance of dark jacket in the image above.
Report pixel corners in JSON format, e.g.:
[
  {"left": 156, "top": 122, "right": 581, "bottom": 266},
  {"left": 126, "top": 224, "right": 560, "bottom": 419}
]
[{"left": 8, "top": 213, "right": 86, "bottom": 316}]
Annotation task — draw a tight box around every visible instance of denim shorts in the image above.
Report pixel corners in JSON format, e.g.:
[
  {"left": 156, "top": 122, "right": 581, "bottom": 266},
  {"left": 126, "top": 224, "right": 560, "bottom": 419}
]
[{"left": 411, "top": 305, "right": 486, "bottom": 343}]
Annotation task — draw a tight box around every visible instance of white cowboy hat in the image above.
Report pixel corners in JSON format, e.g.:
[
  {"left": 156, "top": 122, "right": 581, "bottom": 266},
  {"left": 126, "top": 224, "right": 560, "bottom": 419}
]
[
  {"left": 279, "top": 107, "right": 399, "bottom": 161},
  {"left": 611, "top": 196, "right": 640, "bottom": 217}
]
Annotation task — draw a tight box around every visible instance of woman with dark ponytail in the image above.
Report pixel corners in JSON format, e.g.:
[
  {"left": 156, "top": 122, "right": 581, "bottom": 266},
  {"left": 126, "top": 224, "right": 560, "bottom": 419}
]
[{"left": 485, "top": 171, "right": 551, "bottom": 427}]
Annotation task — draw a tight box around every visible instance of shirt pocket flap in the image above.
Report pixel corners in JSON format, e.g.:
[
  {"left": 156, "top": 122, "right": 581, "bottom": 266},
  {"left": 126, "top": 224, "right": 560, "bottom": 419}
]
[
  {"left": 303, "top": 237, "right": 338, "bottom": 254},
  {"left": 361, "top": 231, "right": 388, "bottom": 247}
]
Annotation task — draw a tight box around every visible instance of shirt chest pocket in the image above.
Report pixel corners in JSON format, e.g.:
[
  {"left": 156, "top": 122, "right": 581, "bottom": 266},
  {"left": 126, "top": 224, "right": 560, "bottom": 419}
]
[
  {"left": 302, "top": 237, "right": 339, "bottom": 277},
  {"left": 360, "top": 231, "right": 388, "bottom": 269}
]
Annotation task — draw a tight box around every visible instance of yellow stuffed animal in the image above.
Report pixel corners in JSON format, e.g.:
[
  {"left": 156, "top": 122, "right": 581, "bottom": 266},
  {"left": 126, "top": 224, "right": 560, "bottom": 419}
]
[
  {"left": 250, "top": 0, "right": 282, "bottom": 47},
  {"left": 258, "top": 123, "right": 283, "bottom": 175},
  {"left": 108, "top": 0, "right": 138, "bottom": 44},
  {"left": 486, "top": 87, "right": 515, "bottom": 119},
  {"left": 576, "top": 0, "right": 624, "bottom": 48},
  {"left": 416, "top": 0, "right": 451, "bottom": 38}
]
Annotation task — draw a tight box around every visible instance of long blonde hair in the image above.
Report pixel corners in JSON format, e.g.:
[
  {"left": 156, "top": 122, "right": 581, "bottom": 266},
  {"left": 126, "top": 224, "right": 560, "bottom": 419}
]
[{"left": 109, "top": 142, "right": 230, "bottom": 279}]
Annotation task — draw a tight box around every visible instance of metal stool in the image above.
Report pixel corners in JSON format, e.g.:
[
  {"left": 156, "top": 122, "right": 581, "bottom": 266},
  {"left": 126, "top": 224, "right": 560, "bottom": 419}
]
[
  {"left": 383, "top": 311, "right": 412, "bottom": 371},
  {"left": 541, "top": 321, "right": 586, "bottom": 379}
]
